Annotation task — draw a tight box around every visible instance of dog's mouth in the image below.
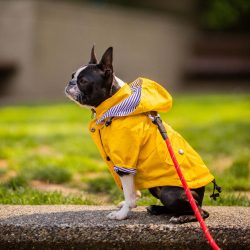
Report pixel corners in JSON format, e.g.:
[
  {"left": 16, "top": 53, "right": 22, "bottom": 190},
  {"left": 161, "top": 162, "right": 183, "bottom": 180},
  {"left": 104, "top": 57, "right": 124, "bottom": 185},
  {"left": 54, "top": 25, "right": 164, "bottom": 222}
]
[
  {"left": 65, "top": 83, "right": 84, "bottom": 103},
  {"left": 65, "top": 83, "right": 93, "bottom": 109}
]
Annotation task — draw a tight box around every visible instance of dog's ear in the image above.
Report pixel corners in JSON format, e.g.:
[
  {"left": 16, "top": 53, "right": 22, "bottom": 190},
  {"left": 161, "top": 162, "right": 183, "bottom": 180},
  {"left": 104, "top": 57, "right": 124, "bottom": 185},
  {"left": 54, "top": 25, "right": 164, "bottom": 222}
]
[
  {"left": 99, "top": 47, "right": 113, "bottom": 77},
  {"left": 89, "top": 45, "right": 98, "bottom": 64}
]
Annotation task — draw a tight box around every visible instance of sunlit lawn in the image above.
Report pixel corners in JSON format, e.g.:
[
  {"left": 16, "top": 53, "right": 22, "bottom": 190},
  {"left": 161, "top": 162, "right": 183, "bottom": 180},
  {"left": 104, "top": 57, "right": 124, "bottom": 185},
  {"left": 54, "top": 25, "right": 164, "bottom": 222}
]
[{"left": 0, "top": 94, "right": 249, "bottom": 206}]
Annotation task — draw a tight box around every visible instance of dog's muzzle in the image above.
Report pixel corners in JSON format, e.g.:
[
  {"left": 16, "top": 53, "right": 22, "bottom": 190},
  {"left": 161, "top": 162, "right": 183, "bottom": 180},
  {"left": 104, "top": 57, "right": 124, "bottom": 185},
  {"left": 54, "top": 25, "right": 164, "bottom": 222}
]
[{"left": 65, "top": 80, "right": 82, "bottom": 102}]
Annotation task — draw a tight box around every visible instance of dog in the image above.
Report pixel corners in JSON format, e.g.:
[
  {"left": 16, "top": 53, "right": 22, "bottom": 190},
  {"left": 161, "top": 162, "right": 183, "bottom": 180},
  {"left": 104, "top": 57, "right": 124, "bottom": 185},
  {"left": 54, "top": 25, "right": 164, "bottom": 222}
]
[{"left": 65, "top": 46, "right": 216, "bottom": 223}]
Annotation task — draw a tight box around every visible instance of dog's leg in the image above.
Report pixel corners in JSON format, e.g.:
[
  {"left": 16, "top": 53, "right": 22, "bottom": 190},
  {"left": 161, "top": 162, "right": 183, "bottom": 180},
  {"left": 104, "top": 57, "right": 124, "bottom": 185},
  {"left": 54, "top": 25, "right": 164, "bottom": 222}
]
[
  {"left": 159, "top": 186, "right": 209, "bottom": 224},
  {"left": 147, "top": 187, "right": 174, "bottom": 215},
  {"left": 107, "top": 174, "right": 136, "bottom": 220},
  {"left": 117, "top": 190, "right": 141, "bottom": 208}
]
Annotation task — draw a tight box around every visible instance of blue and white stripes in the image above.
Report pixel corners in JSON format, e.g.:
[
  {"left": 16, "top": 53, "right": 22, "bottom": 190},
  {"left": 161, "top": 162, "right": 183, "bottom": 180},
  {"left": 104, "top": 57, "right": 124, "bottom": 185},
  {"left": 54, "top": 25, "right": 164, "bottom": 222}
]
[
  {"left": 114, "top": 166, "right": 137, "bottom": 175},
  {"left": 96, "top": 79, "right": 142, "bottom": 124}
]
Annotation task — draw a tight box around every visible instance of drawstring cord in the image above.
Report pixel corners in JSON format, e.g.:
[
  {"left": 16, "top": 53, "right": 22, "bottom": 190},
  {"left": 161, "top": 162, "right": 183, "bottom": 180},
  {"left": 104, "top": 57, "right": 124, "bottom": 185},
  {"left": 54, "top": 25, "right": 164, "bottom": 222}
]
[
  {"left": 210, "top": 179, "right": 222, "bottom": 201},
  {"left": 91, "top": 109, "right": 96, "bottom": 119},
  {"left": 105, "top": 117, "right": 114, "bottom": 127}
]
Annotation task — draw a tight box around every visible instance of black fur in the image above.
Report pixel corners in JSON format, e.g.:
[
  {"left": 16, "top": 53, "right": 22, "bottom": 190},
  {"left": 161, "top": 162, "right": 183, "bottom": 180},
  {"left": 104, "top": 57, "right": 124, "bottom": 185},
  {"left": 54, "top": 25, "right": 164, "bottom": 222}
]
[
  {"left": 147, "top": 186, "right": 209, "bottom": 224},
  {"left": 66, "top": 47, "right": 120, "bottom": 107}
]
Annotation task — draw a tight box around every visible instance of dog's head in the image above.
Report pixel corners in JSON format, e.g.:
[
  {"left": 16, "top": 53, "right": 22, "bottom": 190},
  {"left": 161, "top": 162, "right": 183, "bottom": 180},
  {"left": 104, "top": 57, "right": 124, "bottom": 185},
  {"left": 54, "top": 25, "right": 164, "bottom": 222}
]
[{"left": 65, "top": 46, "right": 114, "bottom": 108}]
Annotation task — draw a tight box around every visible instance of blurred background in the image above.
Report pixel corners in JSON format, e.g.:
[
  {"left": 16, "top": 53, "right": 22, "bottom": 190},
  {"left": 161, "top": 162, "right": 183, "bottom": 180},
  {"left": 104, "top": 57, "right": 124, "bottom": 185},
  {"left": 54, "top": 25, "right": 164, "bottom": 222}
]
[
  {"left": 0, "top": 0, "right": 249, "bottom": 206},
  {"left": 0, "top": 0, "right": 250, "bottom": 103}
]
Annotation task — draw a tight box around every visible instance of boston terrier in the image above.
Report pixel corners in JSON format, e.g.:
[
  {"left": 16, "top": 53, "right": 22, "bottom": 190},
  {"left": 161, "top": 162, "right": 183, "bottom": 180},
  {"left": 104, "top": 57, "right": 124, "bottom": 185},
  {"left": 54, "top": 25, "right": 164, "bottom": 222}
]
[{"left": 65, "top": 46, "right": 215, "bottom": 223}]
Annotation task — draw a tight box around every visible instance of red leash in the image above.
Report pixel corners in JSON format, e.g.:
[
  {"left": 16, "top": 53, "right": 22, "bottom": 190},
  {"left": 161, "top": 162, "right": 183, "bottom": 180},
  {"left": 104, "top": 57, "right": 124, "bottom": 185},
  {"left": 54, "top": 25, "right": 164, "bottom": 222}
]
[{"left": 149, "top": 113, "right": 220, "bottom": 250}]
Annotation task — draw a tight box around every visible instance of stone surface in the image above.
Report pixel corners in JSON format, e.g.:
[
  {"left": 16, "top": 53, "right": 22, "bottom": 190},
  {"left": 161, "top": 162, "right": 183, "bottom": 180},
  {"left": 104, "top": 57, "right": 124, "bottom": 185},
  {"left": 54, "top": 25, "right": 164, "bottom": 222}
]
[{"left": 0, "top": 205, "right": 249, "bottom": 250}]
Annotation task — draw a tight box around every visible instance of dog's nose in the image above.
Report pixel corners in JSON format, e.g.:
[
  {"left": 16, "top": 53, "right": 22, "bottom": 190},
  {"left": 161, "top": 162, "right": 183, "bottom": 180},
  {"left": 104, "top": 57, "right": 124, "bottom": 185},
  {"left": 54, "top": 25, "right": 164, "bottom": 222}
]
[
  {"left": 66, "top": 83, "right": 80, "bottom": 96},
  {"left": 69, "top": 80, "right": 76, "bottom": 86},
  {"left": 67, "top": 86, "right": 75, "bottom": 94}
]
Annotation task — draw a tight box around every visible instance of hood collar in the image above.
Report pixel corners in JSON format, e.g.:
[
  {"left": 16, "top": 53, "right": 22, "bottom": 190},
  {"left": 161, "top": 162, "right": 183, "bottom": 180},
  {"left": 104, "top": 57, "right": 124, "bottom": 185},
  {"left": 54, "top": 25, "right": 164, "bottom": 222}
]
[
  {"left": 95, "top": 82, "right": 132, "bottom": 120},
  {"left": 96, "top": 79, "right": 142, "bottom": 124},
  {"left": 94, "top": 77, "right": 173, "bottom": 124}
]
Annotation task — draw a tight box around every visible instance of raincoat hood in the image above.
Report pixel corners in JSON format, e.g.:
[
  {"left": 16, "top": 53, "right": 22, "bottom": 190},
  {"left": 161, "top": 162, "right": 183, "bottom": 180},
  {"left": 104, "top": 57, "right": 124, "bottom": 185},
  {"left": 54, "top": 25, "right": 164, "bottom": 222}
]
[{"left": 95, "top": 78, "right": 172, "bottom": 124}]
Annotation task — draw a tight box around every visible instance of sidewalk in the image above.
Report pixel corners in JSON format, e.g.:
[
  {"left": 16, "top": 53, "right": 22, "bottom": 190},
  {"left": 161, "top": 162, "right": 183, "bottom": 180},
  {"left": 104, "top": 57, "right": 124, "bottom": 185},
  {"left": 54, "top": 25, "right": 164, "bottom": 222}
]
[{"left": 0, "top": 205, "right": 249, "bottom": 249}]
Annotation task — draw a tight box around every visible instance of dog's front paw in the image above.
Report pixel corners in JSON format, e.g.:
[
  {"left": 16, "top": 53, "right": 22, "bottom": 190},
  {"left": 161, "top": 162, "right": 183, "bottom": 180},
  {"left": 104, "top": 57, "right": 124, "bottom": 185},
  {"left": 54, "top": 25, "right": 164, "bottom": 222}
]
[{"left": 107, "top": 210, "right": 128, "bottom": 220}]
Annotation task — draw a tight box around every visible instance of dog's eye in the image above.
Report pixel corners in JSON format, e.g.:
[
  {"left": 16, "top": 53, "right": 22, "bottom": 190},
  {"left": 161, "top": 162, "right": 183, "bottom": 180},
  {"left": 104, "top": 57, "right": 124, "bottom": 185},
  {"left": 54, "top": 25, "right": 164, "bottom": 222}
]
[{"left": 79, "top": 79, "right": 87, "bottom": 85}]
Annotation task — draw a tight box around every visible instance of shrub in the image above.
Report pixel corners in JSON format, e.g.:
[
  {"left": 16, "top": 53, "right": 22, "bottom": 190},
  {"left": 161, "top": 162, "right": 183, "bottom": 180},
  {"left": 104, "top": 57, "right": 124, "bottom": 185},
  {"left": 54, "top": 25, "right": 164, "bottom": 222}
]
[
  {"left": 86, "top": 176, "right": 116, "bottom": 193},
  {"left": 31, "top": 166, "right": 72, "bottom": 184},
  {"left": 4, "top": 175, "right": 28, "bottom": 190}
]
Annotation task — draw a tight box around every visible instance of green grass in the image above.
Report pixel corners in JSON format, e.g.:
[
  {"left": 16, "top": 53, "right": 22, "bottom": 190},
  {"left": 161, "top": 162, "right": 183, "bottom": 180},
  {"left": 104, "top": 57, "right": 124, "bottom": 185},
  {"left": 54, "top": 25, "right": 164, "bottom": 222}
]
[
  {"left": 0, "top": 187, "right": 98, "bottom": 205},
  {"left": 0, "top": 94, "right": 249, "bottom": 205},
  {"left": 204, "top": 192, "right": 250, "bottom": 206}
]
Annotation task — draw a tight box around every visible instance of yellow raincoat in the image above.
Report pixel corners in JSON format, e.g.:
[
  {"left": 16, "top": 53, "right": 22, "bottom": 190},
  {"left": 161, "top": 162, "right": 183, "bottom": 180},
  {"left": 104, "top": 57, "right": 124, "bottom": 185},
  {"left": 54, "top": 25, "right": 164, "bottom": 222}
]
[{"left": 89, "top": 78, "right": 214, "bottom": 190}]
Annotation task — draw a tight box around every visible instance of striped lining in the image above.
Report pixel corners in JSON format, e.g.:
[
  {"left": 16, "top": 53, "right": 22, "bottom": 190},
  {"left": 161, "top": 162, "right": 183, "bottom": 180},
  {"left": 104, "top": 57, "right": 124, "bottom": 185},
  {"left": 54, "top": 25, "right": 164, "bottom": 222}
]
[
  {"left": 96, "top": 79, "right": 142, "bottom": 124},
  {"left": 114, "top": 166, "right": 137, "bottom": 175}
]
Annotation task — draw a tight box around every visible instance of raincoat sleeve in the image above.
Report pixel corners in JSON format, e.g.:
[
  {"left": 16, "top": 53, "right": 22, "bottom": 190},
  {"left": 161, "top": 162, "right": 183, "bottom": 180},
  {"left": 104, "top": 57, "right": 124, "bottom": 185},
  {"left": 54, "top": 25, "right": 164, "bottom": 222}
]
[{"left": 107, "top": 125, "right": 142, "bottom": 175}]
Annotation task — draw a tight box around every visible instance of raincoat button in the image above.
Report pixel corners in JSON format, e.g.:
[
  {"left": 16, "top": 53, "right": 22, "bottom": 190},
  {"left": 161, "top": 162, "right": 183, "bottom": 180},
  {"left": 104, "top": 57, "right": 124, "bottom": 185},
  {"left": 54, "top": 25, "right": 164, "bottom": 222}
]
[
  {"left": 178, "top": 149, "right": 184, "bottom": 155},
  {"left": 90, "top": 128, "right": 96, "bottom": 133},
  {"left": 106, "top": 156, "right": 111, "bottom": 161}
]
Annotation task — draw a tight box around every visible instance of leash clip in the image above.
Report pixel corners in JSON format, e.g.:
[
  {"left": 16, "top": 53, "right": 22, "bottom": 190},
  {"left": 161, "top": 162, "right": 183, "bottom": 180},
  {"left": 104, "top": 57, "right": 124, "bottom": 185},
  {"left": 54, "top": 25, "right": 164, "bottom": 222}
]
[
  {"left": 148, "top": 112, "right": 161, "bottom": 124},
  {"left": 148, "top": 112, "right": 168, "bottom": 140}
]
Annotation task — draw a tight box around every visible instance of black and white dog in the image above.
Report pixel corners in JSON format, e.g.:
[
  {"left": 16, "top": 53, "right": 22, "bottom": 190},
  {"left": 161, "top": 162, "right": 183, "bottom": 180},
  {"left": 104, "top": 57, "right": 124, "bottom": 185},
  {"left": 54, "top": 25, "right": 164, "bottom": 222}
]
[{"left": 65, "top": 46, "right": 210, "bottom": 223}]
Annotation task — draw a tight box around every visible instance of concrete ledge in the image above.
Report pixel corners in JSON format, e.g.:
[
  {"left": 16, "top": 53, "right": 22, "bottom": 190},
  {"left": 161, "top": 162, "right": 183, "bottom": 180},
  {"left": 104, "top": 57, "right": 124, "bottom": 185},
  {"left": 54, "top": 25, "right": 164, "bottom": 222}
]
[{"left": 0, "top": 205, "right": 249, "bottom": 250}]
